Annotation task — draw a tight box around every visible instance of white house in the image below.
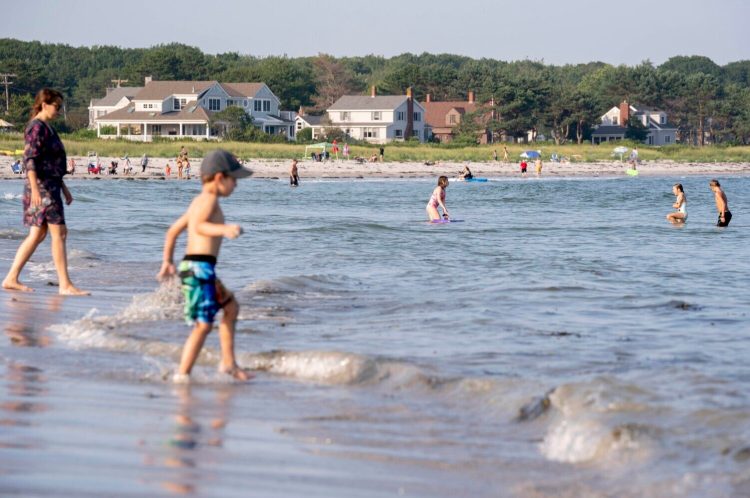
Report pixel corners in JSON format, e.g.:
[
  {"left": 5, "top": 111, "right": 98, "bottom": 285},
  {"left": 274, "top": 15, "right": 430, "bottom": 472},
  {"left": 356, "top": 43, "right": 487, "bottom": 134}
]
[
  {"left": 592, "top": 100, "right": 677, "bottom": 145},
  {"left": 92, "top": 77, "right": 295, "bottom": 141},
  {"left": 294, "top": 108, "right": 325, "bottom": 141},
  {"left": 326, "top": 87, "right": 427, "bottom": 144},
  {"left": 88, "top": 86, "right": 141, "bottom": 129}
]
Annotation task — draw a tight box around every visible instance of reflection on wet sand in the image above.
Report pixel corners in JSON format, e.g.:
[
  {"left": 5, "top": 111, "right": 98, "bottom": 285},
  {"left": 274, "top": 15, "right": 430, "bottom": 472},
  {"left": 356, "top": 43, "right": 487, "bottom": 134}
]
[
  {"left": 0, "top": 362, "right": 48, "bottom": 448},
  {"left": 142, "top": 385, "right": 235, "bottom": 495},
  {"left": 2, "top": 294, "right": 63, "bottom": 348}
]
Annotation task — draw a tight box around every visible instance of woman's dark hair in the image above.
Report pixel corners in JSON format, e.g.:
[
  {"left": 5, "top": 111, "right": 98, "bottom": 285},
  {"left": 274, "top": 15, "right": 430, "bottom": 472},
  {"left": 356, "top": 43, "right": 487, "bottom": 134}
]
[
  {"left": 674, "top": 183, "right": 684, "bottom": 193},
  {"left": 31, "top": 88, "right": 64, "bottom": 119}
]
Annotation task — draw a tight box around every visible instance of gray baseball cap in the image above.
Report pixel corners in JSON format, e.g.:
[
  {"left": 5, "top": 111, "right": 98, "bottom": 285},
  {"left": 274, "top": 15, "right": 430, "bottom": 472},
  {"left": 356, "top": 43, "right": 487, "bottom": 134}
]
[{"left": 200, "top": 149, "right": 253, "bottom": 179}]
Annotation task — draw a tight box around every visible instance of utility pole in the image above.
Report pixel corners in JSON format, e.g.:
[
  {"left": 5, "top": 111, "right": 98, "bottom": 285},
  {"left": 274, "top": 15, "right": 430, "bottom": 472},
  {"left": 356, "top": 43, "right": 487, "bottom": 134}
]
[
  {"left": 0, "top": 73, "right": 16, "bottom": 114},
  {"left": 111, "top": 78, "right": 128, "bottom": 88}
]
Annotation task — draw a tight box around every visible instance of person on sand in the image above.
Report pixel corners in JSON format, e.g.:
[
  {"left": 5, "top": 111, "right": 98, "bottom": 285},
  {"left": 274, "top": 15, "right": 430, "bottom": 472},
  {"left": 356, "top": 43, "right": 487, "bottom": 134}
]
[
  {"left": 290, "top": 158, "right": 299, "bottom": 187},
  {"left": 458, "top": 164, "right": 473, "bottom": 180},
  {"left": 709, "top": 179, "right": 732, "bottom": 227},
  {"left": 177, "top": 159, "right": 184, "bottom": 179},
  {"left": 184, "top": 160, "right": 191, "bottom": 180},
  {"left": 503, "top": 145, "right": 509, "bottom": 162},
  {"left": 426, "top": 176, "right": 450, "bottom": 221},
  {"left": 628, "top": 147, "right": 639, "bottom": 170},
  {"left": 535, "top": 158, "right": 543, "bottom": 177},
  {"left": 379, "top": 146, "right": 384, "bottom": 162},
  {"left": 141, "top": 153, "right": 148, "bottom": 174},
  {"left": 493, "top": 149, "right": 498, "bottom": 161},
  {"left": 157, "top": 149, "right": 253, "bottom": 382},
  {"left": 520, "top": 159, "right": 528, "bottom": 177},
  {"left": 332, "top": 139, "right": 339, "bottom": 160},
  {"left": 2, "top": 89, "right": 89, "bottom": 295},
  {"left": 165, "top": 161, "right": 172, "bottom": 178},
  {"left": 666, "top": 183, "right": 687, "bottom": 224},
  {"left": 342, "top": 143, "right": 350, "bottom": 160},
  {"left": 68, "top": 157, "right": 76, "bottom": 175}
]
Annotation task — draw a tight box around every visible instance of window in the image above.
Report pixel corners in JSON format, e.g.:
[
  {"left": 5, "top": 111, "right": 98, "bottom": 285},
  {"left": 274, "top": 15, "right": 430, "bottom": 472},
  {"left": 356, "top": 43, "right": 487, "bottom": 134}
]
[
  {"left": 340, "top": 111, "right": 350, "bottom": 121},
  {"left": 244, "top": 100, "right": 248, "bottom": 107},
  {"left": 394, "top": 129, "right": 403, "bottom": 138},
  {"left": 263, "top": 100, "right": 270, "bottom": 112},
  {"left": 413, "top": 112, "right": 421, "bottom": 122},
  {"left": 174, "top": 98, "right": 186, "bottom": 111},
  {"left": 152, "top": 125, "right": 162, "bottom": 135},
  {"left": 661, "top": 115, "right": 666, "bottom": 124},
  {"left": 396, "top": 111, "right": 405, "bottom": 121},
  {"left": 612, "top": 116, "right": 618, "bottom": 125},
  {"left": 226, "top": 99, "right": 234, "bottom": 107},
  {"left": 372, "top": 111, "right": 381, "bottom": 121},
  {"left": 449, "top": 114, "right": 457, "bottom": 124},
  {"left": 412, "top": 129, "right": 419, "bottom": 137},
  {"left": 208, "top": 98, "right": 221, "bottom": 111},
  {"left": 363, "top": 128, "right": 377, "bottom": 138},
  {"left": 254, "top": 100, "right": 261, "bottom": 112},
  {"left": 296, "top": 121, "right": 303, "bottom": 130},
  {"left": 665, "top": 135, "right": 671, "bottom": 143}
]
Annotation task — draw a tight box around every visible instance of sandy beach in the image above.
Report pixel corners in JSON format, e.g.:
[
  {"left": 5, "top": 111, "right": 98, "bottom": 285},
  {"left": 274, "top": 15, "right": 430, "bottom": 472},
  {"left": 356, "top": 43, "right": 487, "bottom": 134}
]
[{"left": 1, "top": 155, "right": 749, "bottom": 180}]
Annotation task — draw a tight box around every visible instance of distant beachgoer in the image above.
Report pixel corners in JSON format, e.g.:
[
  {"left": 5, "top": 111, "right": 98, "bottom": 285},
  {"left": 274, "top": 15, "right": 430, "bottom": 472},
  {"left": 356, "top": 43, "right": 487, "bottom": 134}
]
[
  {"left": 535, "top": 158, "right": 543, "bottom": 177},
  {"left": 141, "top": 153, "right": 148, "bottom": 173},
  {"left": 458, "top": 164, "right": 473, "bottom": 180},
  {"left": 2, "top": 88, "right": 89, "bottom": 295},
  {"left": 68, "top": 158, "right": 76, "bottom": 175},
  {"left": 165, "top": 162, "right": 172, "bottom": 178},
  {"left": 332, "top": 139, "right": 339, "bottom": 160},
  {"left": 710, "top": 179, "right": 732, "bottom": 227},
  {"left": 520, "top": 159, "right": 528, "bottom": 177},
  {"left": 503, "top": 145, "right": 509, "bottom": 162},
  {"left": 122, "top": 154, "right": 132, "bottom": 175},
  {"left": 177, "top": 159, "right": 184, "bottom": 179},
  {"left": 666, "top": 183, "right": 687, "bottom": 224},
  {"left": 184, "top": 161, "right": 191, "bottom": 180},
  {"left": 426, "top": 176, "right": 450, "bottom": 221},
  {"left": 493, "top": 149, "right": 498, "bottom": 161},
  {"left": 290, "top": 159, "right": 299, "bottom": 187},
  {"left": 629, "top": 147, "right": 639, "bottom": 169},
  {"left": 368, "top": 153, "right": 378, "bottom": 162},
  {"left": 156, "top": 149, "right": 253, "bottom": 382},
  {"left": 343, "top": 143, "right": 350, "bottom": 160},
  {"left": 379, "top": 146, "right": 384, "bottom": 162}
]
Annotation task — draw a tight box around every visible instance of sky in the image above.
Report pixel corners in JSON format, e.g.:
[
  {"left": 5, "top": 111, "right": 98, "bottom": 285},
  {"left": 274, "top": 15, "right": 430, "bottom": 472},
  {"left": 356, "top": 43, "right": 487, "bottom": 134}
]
[{"left": 4, "top": 0, "right": 748, "bottom": 66}]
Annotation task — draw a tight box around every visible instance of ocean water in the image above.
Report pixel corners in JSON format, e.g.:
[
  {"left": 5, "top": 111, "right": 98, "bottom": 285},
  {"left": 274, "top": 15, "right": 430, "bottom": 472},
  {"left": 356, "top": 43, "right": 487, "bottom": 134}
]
[{"left": 1, "top": 174, "right": 749, "bottom": 497}]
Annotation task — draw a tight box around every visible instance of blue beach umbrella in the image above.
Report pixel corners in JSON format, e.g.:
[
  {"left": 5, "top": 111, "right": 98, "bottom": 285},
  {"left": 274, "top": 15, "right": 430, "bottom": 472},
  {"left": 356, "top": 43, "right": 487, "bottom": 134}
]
[{"left": 520, "top": 150, "right": 541, "bottom": 159}]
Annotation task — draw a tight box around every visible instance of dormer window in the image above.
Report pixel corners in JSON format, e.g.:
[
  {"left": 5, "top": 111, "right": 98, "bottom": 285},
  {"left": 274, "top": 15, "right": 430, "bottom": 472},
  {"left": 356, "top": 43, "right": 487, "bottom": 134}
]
[
  {"left": 208, "top": 98, "right": 220, "bottom": 111},
  {"left": 174, "top": 98, "right": 186, "bottom": 111},
  {"left": 660, "top": 115, "right": 666, "bottom": 124}
]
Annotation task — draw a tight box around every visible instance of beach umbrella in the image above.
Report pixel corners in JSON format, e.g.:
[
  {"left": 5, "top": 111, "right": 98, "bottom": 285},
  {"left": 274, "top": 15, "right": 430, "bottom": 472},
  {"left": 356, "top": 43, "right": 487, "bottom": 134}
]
[
  {"left": 520, "top": 150, "right": 541, "bottom": 159},
  {"left": 613, "top": 145, "right": 629, "bottom": 161}
]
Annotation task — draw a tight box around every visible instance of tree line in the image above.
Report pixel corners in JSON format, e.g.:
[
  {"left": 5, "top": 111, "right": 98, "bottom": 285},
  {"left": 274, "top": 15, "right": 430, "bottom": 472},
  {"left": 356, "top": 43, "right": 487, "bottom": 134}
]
[{"left": 1, "top": 38, "right": 749, "bottom": 145}]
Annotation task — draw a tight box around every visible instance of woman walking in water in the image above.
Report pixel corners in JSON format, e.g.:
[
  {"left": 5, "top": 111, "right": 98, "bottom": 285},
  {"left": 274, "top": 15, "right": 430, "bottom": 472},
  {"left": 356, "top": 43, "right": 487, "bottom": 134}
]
[
  {"left": 2, "top": 89, "right": 89, "bottom": 295},
  {"left": 666, "top": 183, "right": 687, "bottom": 224},
  {"left": 426, "top": 176, "right": 450, "bottom": 221}
]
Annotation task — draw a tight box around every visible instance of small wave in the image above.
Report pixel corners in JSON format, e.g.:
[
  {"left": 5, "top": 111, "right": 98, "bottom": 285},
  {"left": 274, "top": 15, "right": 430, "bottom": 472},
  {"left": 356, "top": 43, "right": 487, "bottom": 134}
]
[
  {"left": 0, "top": 228, "right": 25, "bottom": 240},
  {"left": 243, "top": 274, "right": 354, "bottom": 298},
  {"left": 2, "top": 192, "right": 22, "bottom": 200}
]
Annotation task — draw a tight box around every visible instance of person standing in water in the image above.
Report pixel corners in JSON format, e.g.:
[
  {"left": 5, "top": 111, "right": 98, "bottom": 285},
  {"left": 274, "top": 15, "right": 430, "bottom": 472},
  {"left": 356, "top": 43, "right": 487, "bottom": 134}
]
[
  {"left": 290, "top": 159, "right": 299, "bottom": 187},
  {"left": 3, "top": 88, "right": 89, "bottom": 295},
  {"left": 666, "top": 183, "right": 687, "bottom": 224},
  {"left": 426, "top": 176, "right": 450, "bottom": 221},
  {"left": 710, "top": 179, "right": 732, "bottom": 227}
]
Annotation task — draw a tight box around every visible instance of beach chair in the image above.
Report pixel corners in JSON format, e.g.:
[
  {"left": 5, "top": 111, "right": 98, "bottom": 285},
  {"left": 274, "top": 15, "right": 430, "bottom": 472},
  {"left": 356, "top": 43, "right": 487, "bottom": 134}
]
[{"left": 11, "top": 161, "right": 23, "bottom": 174}]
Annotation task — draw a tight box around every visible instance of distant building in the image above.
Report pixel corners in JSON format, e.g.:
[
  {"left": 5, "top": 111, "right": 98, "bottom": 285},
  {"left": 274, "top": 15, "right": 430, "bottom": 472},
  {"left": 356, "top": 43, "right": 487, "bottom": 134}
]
[
  {"left": 326, "top": 87, "right": 427, "bottom": 144},
  {"left": 88, "top": 86, "right": 141, "bottom": 129},
  {"left": 294, "top": 108, "right": 325, "bottom": 141},
  {"left": 422, "top": 91, "right": 495, "bottom": 144},
  {"left": 92, "top": 77, "right": 295, "bottom": 141},
  {"left": 592, "top": 100, "right": 677, "bottom": 145}
]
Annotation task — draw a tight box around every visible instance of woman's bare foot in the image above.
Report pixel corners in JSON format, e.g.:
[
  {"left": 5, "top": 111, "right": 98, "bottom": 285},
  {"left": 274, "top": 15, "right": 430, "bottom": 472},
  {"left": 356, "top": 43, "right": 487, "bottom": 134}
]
[
  {"left": 2, "top": 278, "right": 34, "bottom": 292},
  {"left": 59, "top": 285, "right": 91, "bottom": 296},
  {"left": 219, "top": 364, "right": 252, "bottom": 381}
]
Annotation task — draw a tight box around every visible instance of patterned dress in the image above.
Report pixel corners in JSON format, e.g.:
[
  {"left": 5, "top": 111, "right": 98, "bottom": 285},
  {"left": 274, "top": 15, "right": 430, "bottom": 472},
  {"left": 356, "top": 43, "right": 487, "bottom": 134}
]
[{"left": 23, "top": 119, "right": 67, "bottom": 226}]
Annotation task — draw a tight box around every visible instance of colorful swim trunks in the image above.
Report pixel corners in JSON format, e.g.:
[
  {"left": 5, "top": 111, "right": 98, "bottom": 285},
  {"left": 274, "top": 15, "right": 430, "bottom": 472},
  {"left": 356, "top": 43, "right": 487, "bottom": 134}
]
[{"left": 178, "top": 255, "right": 232, "bottom": 325}]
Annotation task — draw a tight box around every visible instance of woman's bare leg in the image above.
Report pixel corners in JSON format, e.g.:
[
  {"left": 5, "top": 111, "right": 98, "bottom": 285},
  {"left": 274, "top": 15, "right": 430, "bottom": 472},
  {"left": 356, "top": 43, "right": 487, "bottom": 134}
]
[
  {"left": 427, "top": 206, "right": 440, "bottom": 221},
  {"left": 47, "top": 224, "right": 89, "bottom": 295},
  {"left": 2, "top": 225, "right": 48, "bottom": 292}
]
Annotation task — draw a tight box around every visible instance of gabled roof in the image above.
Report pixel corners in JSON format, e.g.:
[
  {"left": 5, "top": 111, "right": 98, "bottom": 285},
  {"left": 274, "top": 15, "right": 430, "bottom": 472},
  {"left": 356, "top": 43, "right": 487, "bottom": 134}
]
[
  {"left": 96, "top": 103, "right": 211, "bottom": 122},
  {"left": 297, "top": 114, "right": 324, "bottom": 126},
  {"left": 421, "top": 101, "right": 479, "bottom": 128},
  {"left": 220, "top": 83, "right": 265, "bottom": 98},
  {"left": 328, "top": 95, "right": 409, "bottom": 111},
  {"left": 92, "top": 87, "right": 142, "bottom": 107},
  {"left": 134, "top": 81, "right": 218, "bottom": 100}
]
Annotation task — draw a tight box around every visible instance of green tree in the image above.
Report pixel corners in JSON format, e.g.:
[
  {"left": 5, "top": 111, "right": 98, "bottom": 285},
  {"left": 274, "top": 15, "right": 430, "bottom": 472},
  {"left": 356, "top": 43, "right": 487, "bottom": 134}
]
[{"left": 625, "top": 117, "right": 649, "bottom": 142}]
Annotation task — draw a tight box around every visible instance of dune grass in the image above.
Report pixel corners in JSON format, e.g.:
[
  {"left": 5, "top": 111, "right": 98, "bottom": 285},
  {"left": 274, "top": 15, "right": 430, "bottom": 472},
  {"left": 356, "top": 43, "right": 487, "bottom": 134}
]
[{"left": 1, "top": 134, "right": 749, "bottom": 163}]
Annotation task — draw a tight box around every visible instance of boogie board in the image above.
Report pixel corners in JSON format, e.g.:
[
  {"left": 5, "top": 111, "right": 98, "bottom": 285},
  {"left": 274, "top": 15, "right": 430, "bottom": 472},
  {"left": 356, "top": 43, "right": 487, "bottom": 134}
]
[
  {"left": 626, "top": 169, "right": 639, "bottom": 176},
  {"left": 452, "top": 177, "right": 488, "bottom": 183},
  {"left": 429, "top": 219, "right": 464, "bottom": 224}
]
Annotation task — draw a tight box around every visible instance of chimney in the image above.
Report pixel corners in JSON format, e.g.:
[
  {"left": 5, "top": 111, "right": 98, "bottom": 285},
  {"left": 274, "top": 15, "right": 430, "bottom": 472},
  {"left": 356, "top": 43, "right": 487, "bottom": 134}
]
[
  {"left": 371, "top": 85, "right": 376, "bottom": 97},
  {"left": 298, "top": 106, "right": 304, "bottom": 117},
  {"left": 145, "top": 75, "right": 153, "bottom": 85},
  {"left": 405, "top": 87, "right": 414, "bottom": 140},
  {"left": 619, "top": 100, "right": 629, "bottom": 126},
  {"left": 426, "top": 93, "right": 431, "bottom": 103},
  {"left": 468, "top": 91, "right": 475, "bottom": 103}
]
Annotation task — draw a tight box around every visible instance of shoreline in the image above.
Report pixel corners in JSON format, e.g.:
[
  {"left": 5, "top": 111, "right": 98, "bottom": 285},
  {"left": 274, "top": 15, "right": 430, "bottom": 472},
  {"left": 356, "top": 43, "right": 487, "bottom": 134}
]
[{"left": 1, "top": 156, "right": 749, "bottom": 180}]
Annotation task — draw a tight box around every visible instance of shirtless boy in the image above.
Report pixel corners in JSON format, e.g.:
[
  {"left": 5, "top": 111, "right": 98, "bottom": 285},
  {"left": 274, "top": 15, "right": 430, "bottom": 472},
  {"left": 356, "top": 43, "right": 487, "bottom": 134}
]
[
  {"left": 710, "top": 179, "right": 732, "bottom": 227},
  {"left": 290, "top": 159, "right": 299, "bottom": 187},
  {"left": 157, "top": 149, "right": 253, "bottom": 382}
]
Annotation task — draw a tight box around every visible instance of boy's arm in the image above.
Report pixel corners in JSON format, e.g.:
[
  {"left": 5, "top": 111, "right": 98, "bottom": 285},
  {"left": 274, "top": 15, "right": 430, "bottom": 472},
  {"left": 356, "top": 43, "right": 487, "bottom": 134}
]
[{"left": 157, "top": 212, "right": 189, "bottom": 280}]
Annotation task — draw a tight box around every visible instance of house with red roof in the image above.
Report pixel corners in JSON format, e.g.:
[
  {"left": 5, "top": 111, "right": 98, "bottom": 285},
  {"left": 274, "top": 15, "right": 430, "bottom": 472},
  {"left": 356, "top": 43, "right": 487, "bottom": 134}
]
[{"left": 421, "top": 91, "right": 495, "bottom": 144}]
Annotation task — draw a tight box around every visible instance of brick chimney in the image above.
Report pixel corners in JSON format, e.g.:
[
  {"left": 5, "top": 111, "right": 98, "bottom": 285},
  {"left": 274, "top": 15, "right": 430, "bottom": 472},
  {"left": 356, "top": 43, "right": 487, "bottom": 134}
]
[
  {"left": 426, "top": 93, "right": 431, "bottom": 103},
  {"left": 619, "top": 100, "right": 629, "bottom": 126},
  {"left": 371, "top": 85, "right": 376, "bottom": 97},
  {"left": 468, "top": 91, "right": 475, "bottom": 103},
  {"left": 145, "top": 75, "right": 153, "bottom": 85},
  {"left": 405, "top": 87, "right": 414, "bottom": 140},
  {"left": 298, "top": 106, "right": 305, "bottom": 117}
]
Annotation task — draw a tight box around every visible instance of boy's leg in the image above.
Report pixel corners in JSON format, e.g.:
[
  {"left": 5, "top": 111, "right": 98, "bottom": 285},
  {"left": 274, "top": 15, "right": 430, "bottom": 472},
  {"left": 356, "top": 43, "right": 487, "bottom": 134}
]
[
  {"left": 217, "top": 298, "right": 250, "bottom": 380},
  {"left": 178, "top": 321, "right": 213, "bottom": 375}
]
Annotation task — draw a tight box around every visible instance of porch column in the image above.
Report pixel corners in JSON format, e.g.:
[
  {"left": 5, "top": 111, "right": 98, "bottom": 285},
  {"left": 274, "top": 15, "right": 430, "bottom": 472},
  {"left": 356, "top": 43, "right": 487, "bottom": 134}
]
[
  {"left": 116, "top": 123, "right": 121, "bottom": 137},
  {"left": 143, "top": 122, "right": 147, "bottom": 142},
  {"left": 97, "top": 122, "right": 101, "bottom": 138},
  {"left": 205, "top": 123, "right": 209, "bottom": 139},
  {"left": 179, "top": 123, "right": 183, "bottom": 136}
]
